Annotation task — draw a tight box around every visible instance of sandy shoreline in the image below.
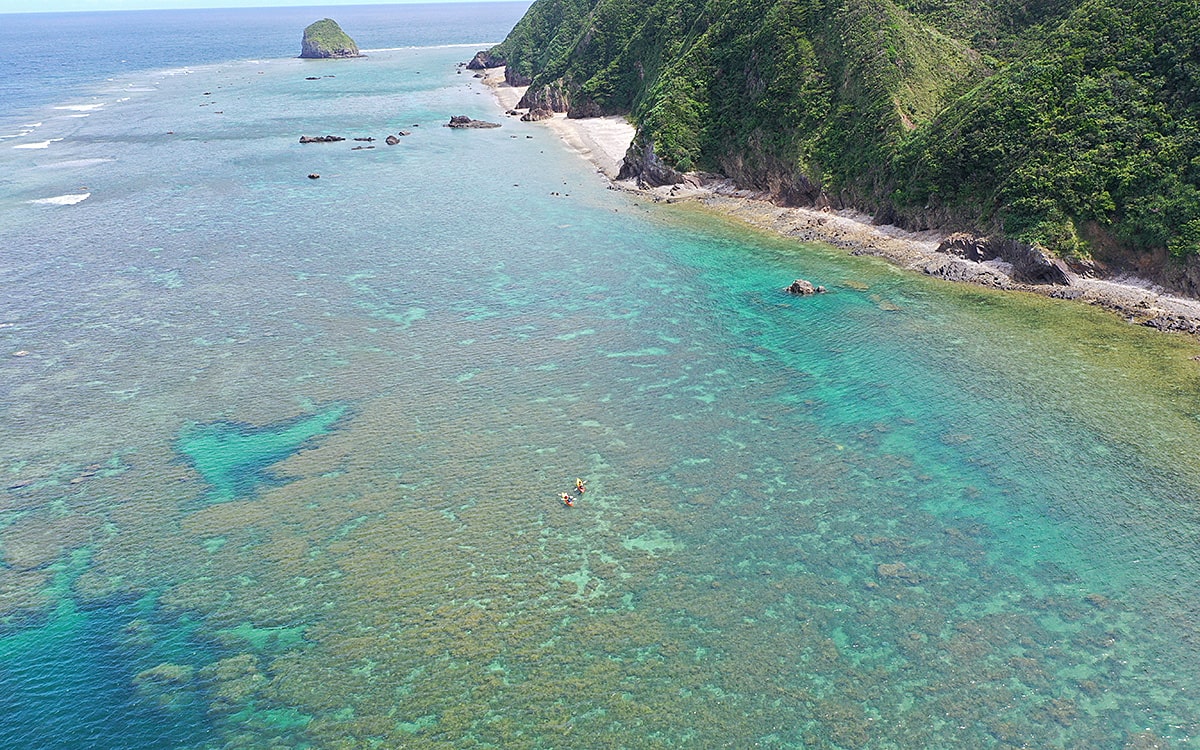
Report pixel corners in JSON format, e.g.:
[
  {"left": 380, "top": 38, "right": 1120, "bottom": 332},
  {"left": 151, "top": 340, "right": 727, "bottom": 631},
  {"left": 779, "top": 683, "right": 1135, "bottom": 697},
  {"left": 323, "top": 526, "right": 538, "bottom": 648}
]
[
  {"left": 484, "top": 69, "right": 632, "bottom": 179},
  {"left": 479, "top": 68, "right": 1200, "bottom": 338}
]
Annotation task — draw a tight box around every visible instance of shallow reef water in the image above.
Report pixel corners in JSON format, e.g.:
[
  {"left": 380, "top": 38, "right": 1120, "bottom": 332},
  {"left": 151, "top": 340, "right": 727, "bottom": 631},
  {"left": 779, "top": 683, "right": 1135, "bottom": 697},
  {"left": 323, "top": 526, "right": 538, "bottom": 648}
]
[
  {"left": 178, "top": 405, "right": 348, "bottom": 503},
  {"left": 1, "top": 34, "right": 1200, "bottom": 750}
]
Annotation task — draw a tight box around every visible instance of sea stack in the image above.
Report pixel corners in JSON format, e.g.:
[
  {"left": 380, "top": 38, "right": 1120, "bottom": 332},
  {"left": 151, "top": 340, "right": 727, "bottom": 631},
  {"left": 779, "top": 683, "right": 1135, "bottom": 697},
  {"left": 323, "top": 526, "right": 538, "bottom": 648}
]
[{"left": 299, "top": 19, "right": 362, "bottom": 59}]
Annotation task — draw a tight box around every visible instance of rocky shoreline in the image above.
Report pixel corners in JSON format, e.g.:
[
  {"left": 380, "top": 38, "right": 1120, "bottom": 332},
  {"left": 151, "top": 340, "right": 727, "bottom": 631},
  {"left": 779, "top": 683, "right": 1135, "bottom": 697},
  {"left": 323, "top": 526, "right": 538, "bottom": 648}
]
[{"left": 477, "top": 67, "right": 1200, "bottom": 340}]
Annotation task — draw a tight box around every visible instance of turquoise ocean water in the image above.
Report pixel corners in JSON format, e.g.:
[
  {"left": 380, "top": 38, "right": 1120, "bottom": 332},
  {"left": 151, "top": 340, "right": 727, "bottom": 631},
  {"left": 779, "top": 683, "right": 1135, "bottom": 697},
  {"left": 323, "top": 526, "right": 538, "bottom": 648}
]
[{"left": 2, "top": 5, "right": 1200, "bottom": 748}]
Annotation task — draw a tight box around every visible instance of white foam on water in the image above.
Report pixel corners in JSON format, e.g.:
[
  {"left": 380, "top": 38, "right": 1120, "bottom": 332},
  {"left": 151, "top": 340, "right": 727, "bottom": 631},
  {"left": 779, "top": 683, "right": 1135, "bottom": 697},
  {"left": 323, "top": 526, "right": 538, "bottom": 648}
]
[
  {"left": 54, "top": 103, "right": 105, "bottom": 112},
  {"left": 13, "top": 139, "right": 63, "bottom": 150},
  {"left": 365, "top": 43, "right": 502, "bottom": 52},
  {"left": 38, "top": 157, "right": 115, "bottom": 169},
  {"left": 2, "top": 124, "right": 42, "bottom": 140},
  {"left": 28, "top": 192, "right": 91, "bottom": 205}
]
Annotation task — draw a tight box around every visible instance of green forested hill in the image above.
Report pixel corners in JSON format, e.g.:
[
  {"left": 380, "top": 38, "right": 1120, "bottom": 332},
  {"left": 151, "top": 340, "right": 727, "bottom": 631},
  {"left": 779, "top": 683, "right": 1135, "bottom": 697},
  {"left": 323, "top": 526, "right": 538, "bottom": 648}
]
[{"left": 489, "top": 0, "right": 1200, "bottom": 272}]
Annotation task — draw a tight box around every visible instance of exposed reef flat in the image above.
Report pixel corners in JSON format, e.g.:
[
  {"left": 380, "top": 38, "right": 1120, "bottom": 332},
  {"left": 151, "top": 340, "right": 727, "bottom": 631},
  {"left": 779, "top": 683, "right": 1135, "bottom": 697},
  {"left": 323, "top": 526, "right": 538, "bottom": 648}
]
[{"left": 477, "top": 67, "right": 1200, "bottom": 339}]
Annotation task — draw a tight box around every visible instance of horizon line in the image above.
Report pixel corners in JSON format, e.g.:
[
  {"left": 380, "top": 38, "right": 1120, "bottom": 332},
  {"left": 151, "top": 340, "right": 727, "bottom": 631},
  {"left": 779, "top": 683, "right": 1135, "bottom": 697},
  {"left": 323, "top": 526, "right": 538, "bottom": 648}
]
[{"left": 0, "top": 0, "right": 529, "bottom": 16}]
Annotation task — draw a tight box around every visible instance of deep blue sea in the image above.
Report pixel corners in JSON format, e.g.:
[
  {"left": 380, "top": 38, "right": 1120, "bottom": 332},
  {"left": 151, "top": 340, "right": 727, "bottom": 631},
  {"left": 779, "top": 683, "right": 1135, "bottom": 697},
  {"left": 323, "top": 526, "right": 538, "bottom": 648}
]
[{"left": 2, "top": 4, "right": 1200, "bottom": 748}]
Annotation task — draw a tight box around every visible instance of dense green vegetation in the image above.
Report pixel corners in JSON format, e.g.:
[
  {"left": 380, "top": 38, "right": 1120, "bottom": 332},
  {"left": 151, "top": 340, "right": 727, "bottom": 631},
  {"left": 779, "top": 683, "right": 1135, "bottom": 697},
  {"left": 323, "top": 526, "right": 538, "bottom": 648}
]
[
  {"left": 489, "top": 0, "right": 1200, "bottom": 266},
  {"left": 300, "top": 18, "right": 361, "bottom": 58}
]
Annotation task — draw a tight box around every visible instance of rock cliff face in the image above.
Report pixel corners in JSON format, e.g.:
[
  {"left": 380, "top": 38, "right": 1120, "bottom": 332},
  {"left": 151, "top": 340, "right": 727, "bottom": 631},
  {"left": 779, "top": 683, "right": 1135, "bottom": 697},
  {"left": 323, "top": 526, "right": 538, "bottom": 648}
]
[
  {"left": 617, "top": 136, "right": 683, "bottom": 188},
  {"left": 517, "top": 79, "right": 572, "bottom": 113},
  {"left": 935, "top": 233, "right": 1075, "bottom": 286},
  {"left": 299, "top": 19, "right": 362, "bottom": 59},
  {"left": 466, "top": 51, "right": 505, "bottom": 70}
]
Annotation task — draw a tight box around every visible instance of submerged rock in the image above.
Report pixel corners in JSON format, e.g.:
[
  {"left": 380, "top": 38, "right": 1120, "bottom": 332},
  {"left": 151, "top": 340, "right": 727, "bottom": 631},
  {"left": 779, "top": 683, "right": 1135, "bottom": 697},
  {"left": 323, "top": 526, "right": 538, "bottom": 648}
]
[
  {"left": 299, "top": 18, "right": 363, "bottom": 59},
  {"left": 876, "top": 562, "right": 924, "bottom": 585}
]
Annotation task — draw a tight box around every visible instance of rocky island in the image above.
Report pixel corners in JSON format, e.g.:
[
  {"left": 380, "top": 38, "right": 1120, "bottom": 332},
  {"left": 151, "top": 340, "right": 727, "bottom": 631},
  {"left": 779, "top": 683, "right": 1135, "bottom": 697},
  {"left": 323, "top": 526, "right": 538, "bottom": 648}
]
[{"left": 299, "top": 18, "right": 362, "bottom": 59}]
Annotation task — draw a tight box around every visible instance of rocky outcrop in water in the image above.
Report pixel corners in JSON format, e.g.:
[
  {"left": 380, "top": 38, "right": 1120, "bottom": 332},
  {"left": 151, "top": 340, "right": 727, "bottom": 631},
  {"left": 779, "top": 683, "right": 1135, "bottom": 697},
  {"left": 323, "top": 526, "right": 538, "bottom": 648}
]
[
  {"left": 446, "top": 116, "right": 500, "bottom": 129},
  {"left": 784, "top": 279, "right": 826, "bottom": 295},
  {"left": 299, "top": 19, "right": 362, "bottom": 59},
  {"left": 299, "top": 135, "right": 345, "bottom": 143}
]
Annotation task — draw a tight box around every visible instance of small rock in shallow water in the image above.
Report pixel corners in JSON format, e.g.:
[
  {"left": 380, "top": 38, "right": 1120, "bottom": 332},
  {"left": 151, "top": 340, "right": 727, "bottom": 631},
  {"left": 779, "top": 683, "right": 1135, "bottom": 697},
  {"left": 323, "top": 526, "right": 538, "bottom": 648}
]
[
  {"left": 784, "top": 278, "right": 825, "bottom": 295},
  {"left": 307, "top": 173, "right": 320, "bottom": 179}
]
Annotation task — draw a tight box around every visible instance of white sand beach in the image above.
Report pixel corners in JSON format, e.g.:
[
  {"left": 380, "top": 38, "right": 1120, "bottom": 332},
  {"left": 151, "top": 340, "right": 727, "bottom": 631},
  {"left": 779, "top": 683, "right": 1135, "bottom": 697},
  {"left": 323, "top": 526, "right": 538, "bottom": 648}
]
[{"left": 482, "top": 68, "right": 634, "bottom": 178}]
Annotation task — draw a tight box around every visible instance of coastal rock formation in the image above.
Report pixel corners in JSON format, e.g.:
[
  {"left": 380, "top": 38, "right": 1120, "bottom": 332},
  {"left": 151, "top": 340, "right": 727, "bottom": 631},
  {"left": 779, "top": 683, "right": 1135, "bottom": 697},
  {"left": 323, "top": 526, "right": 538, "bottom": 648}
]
[
  {"left": 784, "top": 279, "right": 826, "bottom": 295},
  {"left": 567, "top": 101, "right": 603, "bottom": 119},
  {"left": 618, "top": 137, "right": 684, "bottom": 187},
  {"left": 937, "top": 233, "right": 1074, "bottom": 285},
  {"left": 385, "top": 135, "right": 399, "bottom": 145},
  {"left": 299, "top": 135, "right": 345, "bottom": 143},
  {"left": 520, "top": 106, "right": 554, "bottom": 122},
  {"left": 504, "top": 67, "right": 532, "bottom": 87},
  {"left": 446, "top": 116, "right": 500, "bottom": 129},
  {"left": 517, "top": 80, "right": 570, "bottom": 113},
  {"left": 299, "top": 19, "right": 362, "bottom": 59},
  {"left": 466, "top": 51, "right": 505, "bottom": 70},
  {"left": 920, "top": 256, "right": 1013, "bottom": 288}
]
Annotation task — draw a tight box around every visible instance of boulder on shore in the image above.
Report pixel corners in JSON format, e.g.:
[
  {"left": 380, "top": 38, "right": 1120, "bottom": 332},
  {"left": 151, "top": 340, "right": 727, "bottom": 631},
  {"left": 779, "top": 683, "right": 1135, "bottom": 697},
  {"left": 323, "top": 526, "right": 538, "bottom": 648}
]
[
  {"left": 445, "top": 115, "right": 500, "bottom": 129},
  {"left": 299, "top": 19, "right": 363, "bottom": 59},
  {"left": 521, "top": 107, "right": 554, "bottom": 122}
]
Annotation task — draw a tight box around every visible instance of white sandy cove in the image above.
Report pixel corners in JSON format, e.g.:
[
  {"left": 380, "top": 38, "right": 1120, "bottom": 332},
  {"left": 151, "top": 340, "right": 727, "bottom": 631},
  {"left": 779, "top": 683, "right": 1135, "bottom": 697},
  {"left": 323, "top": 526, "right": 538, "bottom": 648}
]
[{"left": 482, "top": 68, "right": 634, "bottom": 178}]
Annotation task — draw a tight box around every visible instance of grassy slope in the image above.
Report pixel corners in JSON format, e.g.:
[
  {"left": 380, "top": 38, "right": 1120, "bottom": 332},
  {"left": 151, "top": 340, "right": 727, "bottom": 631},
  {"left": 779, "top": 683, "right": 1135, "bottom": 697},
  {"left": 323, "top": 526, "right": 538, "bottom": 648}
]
[
  {"left": 896, "top": 0, "right": 1200, "bottom": 257},
  {"left": 491, "top": 0, "right": 1200, "bottom": 262}
]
